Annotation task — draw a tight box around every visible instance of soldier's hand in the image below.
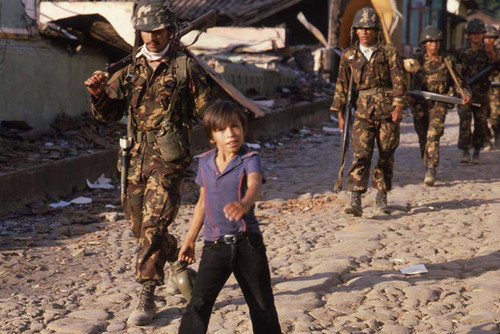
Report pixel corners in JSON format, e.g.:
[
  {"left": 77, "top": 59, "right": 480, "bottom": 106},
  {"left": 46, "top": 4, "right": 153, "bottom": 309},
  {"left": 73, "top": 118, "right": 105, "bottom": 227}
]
[
  {"left": 392, "top": 106, "right": 403, "bottom": 124},
  {"left": 84, "top": 71, "right": 107, "bottom": 99},
  {"left": 462, "top": 95, "right": 471, "bottom": 105},
  {"left": 405, "top": 95, "right": 415, "bottom": 106},
  {"left": 337, "top": 112, "right": 345, "bottom": 131}
]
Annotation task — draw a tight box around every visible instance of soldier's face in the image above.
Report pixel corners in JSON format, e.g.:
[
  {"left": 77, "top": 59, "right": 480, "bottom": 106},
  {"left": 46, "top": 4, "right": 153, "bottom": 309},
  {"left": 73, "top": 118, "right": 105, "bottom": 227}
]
[
  {"left": 356, "top": 28, "right": 377, "bottom": 47},
  {"left": 424, "top": 40, "right": 440, "bottom": 56},
  {"left": 468, "top": 33, "right": 483, "bottom": 45},
  {"left": 141, "top": 28, "right": 172, "bottom": 52},
  {"left": 483, "top": 37, "right": 497, "bottom": 47}
]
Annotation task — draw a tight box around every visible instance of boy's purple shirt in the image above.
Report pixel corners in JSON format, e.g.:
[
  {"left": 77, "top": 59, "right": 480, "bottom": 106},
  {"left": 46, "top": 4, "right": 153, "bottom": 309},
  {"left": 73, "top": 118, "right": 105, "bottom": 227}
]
[{"left": 195, "top": 146, "right": 265, "bottom": 242}]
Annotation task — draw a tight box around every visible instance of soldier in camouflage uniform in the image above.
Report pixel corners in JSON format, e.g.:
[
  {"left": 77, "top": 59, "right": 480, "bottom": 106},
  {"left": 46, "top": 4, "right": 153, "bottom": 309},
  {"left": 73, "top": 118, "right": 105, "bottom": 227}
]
[
  {"left": 84, "top": 0, "right": 211, "bottom": 326},
  {"left": 456, "top": 19, "right": 497, "bottom": 163},
  {"left": 483, "top": 25, "right": 500, "bottom": 148},
  {"left": 407, "top": 26, "right": 471, "bottom": 186},
  {"left": 330, "top": 7, "right": 406, "bottom": 217}
]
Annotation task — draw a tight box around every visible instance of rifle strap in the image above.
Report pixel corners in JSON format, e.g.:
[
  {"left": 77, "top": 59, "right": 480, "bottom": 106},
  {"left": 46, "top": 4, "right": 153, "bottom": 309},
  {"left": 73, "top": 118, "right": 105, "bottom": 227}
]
[{"left": 160, "top": 53, "right": 189, "bottom": 130}]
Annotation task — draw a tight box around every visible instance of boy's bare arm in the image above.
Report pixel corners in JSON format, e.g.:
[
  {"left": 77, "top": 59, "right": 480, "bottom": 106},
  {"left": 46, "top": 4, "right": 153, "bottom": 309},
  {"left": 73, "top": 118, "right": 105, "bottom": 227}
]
[
  {"left": 179, "top": 187, "right": 206, "bottom": 264},
  {"left": 224, "top": 172, "right": 262, "bottom": 221}
]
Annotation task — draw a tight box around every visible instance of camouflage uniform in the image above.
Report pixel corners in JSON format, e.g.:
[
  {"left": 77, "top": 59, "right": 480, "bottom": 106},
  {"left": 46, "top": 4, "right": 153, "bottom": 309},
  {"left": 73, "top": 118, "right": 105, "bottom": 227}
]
[
  {"left": 485, "top": 26, "right": 500, "bottom": 146},
  {"left": 91, "top": 4, "right": 211, "bottom": 286},
  {"left": 456, "top": 19, "right": 491, "bottom": 155},
  {"left": 330, "top": 10, "right": 406, "bottom": 194},
  {"left": 490, "top": 57, "right": 500, "bottom": 145},
  {"left": 410, "top": 27, "right": 471, "bottom": 168}
]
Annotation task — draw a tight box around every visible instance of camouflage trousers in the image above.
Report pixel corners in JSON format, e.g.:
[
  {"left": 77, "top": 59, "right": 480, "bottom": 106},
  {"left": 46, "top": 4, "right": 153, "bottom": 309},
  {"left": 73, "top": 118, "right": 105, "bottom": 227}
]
[
  {"left": 347, "top": 117, "right": 400, "bottom": 193},
  {"left": 457, "top": 97, "right": 489, "bottom": 150},
  {"left": 122, "top": 152, "right": 185, "bottom": 286},
  {"left": 412, "top": 103, "right": 447, "bottom": 168},
  {"left": 489, "top": 88, "right": 500, "bottom": 139}
]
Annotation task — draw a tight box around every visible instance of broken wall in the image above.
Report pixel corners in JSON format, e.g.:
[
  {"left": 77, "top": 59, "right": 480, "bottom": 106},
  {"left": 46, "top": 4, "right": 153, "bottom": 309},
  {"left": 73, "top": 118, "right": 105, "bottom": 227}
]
[{"left": 0, "top": 39, "right": 106, "bottom": 129}]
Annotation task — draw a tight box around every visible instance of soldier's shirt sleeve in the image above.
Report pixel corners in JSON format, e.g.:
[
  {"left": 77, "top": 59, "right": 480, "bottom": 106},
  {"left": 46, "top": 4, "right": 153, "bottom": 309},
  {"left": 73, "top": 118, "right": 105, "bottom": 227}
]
[
  {"left": 387, "top": 47, "right": 407, "bottom": 108},
  {"left": 330, "top": 52, "right": 350, "bottom": 114},
  {"left": 187, "top": 58, "right": 212, "bottom": 118},
  {"left": 90, "top": 68, "right": 128, "bottom": 122}
]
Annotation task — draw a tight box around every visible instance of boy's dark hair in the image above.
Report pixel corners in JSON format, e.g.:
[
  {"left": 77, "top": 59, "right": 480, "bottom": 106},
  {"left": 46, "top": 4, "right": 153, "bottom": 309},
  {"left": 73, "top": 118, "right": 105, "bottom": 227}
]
[{"left": 202, "top": 100, "right": 248, "bottom": 139}]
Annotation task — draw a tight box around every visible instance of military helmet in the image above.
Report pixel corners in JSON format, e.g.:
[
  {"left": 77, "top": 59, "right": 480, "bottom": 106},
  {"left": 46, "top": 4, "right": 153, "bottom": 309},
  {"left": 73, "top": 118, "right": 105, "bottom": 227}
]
[
  {"left": 352, "top": 7, "right": 381, "bottom": 31},
  {"left": 133, "top": 0, "right": 177, "bottom": 32},
  {"left": 419, "top": 25, "right": 443, "bottom": 44},
  {"left": 484, "top": 25, "right": 499, "bottom": 38},
  {"left": 465, "top": 18, "right": 485, "bottom": 34}
]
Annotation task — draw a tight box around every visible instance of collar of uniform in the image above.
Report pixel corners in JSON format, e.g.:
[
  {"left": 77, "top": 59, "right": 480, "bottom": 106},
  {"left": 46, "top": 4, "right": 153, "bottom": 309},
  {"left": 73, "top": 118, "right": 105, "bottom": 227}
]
[{"left": 423, "top": 52, "right": 442, "bottom": 62}]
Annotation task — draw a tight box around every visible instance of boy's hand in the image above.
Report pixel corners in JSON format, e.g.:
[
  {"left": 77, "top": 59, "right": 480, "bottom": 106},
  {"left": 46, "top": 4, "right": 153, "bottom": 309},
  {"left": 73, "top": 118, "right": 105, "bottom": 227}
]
[
  {"left": 178, "top": 243, "right": 196, "bottom": 264},
  {"left": 224, "top": 201, "right": 246, "bottom": 221}
]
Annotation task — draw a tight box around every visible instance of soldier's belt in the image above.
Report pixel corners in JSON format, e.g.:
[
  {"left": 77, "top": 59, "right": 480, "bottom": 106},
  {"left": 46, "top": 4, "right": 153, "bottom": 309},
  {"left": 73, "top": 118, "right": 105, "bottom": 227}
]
[{"left": 357, "top": 87, "right": 392, "bottom": 97}]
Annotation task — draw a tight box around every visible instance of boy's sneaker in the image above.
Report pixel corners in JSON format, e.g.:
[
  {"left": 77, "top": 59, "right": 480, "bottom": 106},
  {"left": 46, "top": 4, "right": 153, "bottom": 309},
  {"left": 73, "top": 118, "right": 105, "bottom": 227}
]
[
  {"left": 424, "top": 167, "right": 436, "bottom": 186},
  {"left": 375, "top": 190, "right": 390, "bottom": 214},
  {"left": 128, "top": 284, "right": 157, "bottom": 326},
  {"left": 344, "top": 191, "right": 362, "bottom": 217},
  {"left": 460, "top": 149, "right": 470, "bottom": 163}
]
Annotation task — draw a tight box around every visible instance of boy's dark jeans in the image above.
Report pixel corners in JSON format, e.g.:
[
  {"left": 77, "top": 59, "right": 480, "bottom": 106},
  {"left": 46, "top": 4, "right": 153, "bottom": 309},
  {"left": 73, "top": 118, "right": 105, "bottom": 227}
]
[{"left": 178, "top": 233, "right": 281, "bottom": 334}]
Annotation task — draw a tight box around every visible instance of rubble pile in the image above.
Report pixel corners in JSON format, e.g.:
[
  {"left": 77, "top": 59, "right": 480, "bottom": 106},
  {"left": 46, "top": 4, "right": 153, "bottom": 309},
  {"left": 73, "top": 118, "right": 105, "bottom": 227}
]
[{"left": 0, "top": 113, "right": 126, "bottom": 175}]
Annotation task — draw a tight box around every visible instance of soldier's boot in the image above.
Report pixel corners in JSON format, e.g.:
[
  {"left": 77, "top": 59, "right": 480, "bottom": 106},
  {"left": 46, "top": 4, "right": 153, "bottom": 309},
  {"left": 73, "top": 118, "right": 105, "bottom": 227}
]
[
  {"left": 484, "top": 141, "right": 493, "bottom": 151},
  {"left": 494, "top": 134, "right": 500, "bottom": 148},
  {"left": 472, "top": 148, "right": 480, "bottom": 164},
  {"left": 344, "top": 191, "right": 362, "bottom": 217},
  {"left": 424, "top": 167, "right": 436, "bottom": 187},
  {"left": 460, "top": 149, "right": 470, "bottom": 163},
  {"left": 127, "top": 284, "right": 157, "bottom": 326},
  {"left": 375, "top": 190, "right": 390, "bottom": 214}
]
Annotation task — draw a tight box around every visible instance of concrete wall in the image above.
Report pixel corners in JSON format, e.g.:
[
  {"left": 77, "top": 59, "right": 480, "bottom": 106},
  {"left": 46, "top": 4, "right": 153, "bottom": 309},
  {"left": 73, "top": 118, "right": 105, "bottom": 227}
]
[
  {"left": 0, "top": 38, "right": 106, "bottom": 129},
  {"left": 0, "top": 98, "right": 332, "bottom": 215}
]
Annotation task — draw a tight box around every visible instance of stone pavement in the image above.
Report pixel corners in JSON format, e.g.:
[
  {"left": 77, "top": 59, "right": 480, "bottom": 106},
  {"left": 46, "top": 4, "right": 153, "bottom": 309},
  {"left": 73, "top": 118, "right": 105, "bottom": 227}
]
[{"left": 0, "top": 112, "right": 499, "bottom": 333}]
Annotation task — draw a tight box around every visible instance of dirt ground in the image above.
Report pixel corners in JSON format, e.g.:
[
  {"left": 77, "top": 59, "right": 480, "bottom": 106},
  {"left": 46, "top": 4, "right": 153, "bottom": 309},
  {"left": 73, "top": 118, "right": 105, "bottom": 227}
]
[{"left": 0, "top": 111, "right": 499, "bottom": 334}]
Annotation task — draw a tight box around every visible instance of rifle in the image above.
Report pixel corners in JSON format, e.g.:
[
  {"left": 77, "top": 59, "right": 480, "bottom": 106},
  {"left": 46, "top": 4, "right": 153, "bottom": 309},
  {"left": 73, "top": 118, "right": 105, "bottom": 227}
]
[
  {"left": 104, "top": 9, "right": 217, "bottom": 76},
  {"left": 407, "top": 90, "right": 481, "bottom": 108},
  {"left": 466, "top": 60, "right": 500, "bottom": 86},
  {"left": 333, "top": 71, "right": 355, "bottom": 193},
  {"left": 492, "top": 82, "right": 500, "bottom": 88}
]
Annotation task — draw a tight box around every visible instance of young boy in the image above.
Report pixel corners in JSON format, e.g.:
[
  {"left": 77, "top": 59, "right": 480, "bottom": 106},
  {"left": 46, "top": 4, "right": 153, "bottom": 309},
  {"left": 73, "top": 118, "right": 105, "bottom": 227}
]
[{"left": 178, "top": 100, "right": 281, "bottom": 334}]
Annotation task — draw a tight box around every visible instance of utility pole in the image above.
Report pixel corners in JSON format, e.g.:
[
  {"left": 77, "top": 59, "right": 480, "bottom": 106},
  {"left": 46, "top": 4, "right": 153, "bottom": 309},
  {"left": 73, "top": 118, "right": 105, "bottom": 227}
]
[
  {"left": 327, "top": 0, "right": 340, "bottom": 47},
  {"left": 325, "top": 0, "right": 341, "bottom": 82}
]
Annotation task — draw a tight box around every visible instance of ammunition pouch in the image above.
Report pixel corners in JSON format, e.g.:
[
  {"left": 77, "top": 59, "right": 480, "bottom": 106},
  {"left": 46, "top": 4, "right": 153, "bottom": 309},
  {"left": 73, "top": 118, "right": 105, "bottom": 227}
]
[
  {"left": 134, "top": 126, "right": 189, "bottom": 162},
  {"left": 155, "top": 126, "right": 189, "bottom": 162}
]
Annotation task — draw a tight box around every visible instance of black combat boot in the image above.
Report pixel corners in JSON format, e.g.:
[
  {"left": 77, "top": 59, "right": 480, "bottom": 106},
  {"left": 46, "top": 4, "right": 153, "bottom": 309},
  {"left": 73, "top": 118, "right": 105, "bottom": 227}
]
[
  {"left": 424, "top": 167, "right": 436, "bottom": 186},
  {"left": 460, "top": 149, "right": 470, "bottom": 163},
  {"left": 127, "top": 284, "right": 157, "bottom": 326},
  {"left": 375, "top": 190, "right": 390, "bottom": 214},
  {"left": 345, "top": 191, "right": 362, "bottom": 217},
  {"left": 472, "top": 148, "right": 480, "bottom": 164}
]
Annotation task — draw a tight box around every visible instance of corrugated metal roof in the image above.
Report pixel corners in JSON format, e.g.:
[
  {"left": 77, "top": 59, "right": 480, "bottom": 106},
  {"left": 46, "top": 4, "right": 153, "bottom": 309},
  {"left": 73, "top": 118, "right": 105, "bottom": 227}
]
[{"left": 171, "top": 0, "right": 307, "bottom": 25}]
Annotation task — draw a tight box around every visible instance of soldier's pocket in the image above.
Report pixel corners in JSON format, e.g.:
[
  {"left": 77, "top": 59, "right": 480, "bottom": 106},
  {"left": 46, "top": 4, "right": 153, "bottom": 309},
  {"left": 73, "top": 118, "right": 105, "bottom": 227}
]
[{"left": 156, "top": 128, "right": 189, "bottom": 162}]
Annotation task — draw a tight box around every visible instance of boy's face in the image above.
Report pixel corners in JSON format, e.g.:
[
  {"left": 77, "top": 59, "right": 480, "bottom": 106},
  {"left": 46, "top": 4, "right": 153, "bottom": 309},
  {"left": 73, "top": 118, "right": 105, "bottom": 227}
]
[{"left": 210, "top": 118, "right": 244, "bottom": 155}]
